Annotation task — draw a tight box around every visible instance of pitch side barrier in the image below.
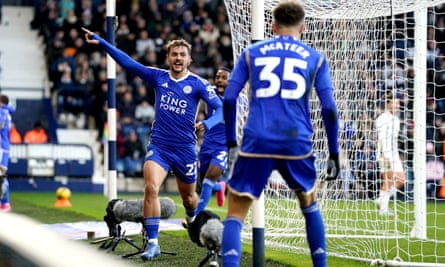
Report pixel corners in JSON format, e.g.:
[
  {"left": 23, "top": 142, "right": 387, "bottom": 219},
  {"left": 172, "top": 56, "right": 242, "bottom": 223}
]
[{"left": 8, "top": 143, "right": 94, "bottom": 178}]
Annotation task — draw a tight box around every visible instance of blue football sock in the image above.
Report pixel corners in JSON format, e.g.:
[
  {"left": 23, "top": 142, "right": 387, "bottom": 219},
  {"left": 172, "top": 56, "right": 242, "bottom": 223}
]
[
  {"left": 1, "top": 178, "right": 9, "bottom": 204},
  {"left": 302, "top": 202, "right": 327, "bottom": 267},
  {"left": 143, "top": 217, "right": 160, "bottom": 240},
  {"left": 212, "top": 181, "right": 222, "bottom": 192},
  {"left": 196, "top": 178, "right": 214, "bottom": 215},
  {"left": 221, "top": 217, "right": 243, "bottom": 267}
]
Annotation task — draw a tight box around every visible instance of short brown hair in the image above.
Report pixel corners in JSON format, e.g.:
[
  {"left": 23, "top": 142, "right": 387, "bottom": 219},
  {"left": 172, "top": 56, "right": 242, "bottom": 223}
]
[
  {"left": 273, "top": 0, "right": 305, "bottom": 28},
  {"left": 166, "top": 39, "right": 192, "bottom": 55},
  {"left": 0, "top": 94, "right": 9, "bottom": 105}
]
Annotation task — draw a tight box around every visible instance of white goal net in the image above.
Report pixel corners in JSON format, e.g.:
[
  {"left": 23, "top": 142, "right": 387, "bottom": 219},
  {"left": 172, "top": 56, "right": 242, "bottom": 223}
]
[{"left": 223, "top": 0, "right": 445, "bottom": 265}]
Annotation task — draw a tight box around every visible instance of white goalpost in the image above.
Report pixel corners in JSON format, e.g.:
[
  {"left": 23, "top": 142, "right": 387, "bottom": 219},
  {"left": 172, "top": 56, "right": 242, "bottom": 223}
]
[{"left": 223, "top": 0, "right": 445, "bottom": 266}]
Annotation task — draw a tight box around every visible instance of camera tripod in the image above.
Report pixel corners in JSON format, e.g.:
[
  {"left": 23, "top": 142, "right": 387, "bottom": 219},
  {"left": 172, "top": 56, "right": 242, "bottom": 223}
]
[
  {"left": 122, "top": 234, "right": 178, "bottom": 259},
  {"left": 90, "top": 224, "right": 142, "bottom": 255},
  {"left": 198, "top": 249, "right": 221, "bottom": 267},
  {"left": 91, "top": 222, "right": 177, "bottom": 259}
]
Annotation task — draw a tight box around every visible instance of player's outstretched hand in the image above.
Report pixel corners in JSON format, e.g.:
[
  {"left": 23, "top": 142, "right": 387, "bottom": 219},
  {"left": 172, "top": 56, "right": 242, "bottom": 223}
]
[
  {"left": 325, "top": 154, "right": 340, "bottom": 181},
  {"left": 81, "top": 27, "right": 99, "bottom": 45}
]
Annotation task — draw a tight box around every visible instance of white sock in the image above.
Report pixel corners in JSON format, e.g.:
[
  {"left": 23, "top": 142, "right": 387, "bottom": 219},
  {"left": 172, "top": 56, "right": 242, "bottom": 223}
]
[
  {"left": 148, "top": 238, "right": 158, "bottom": 244},
  {"left": 380, "top": 190, "right": 392, "bottom": 212}
]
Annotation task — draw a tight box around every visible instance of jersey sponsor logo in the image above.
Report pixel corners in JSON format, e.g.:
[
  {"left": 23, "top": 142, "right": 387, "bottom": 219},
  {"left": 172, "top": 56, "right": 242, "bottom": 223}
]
[
  {"left": 160, "top": 93, "right": 188, "bottom": 115},
  {"left": 183, "top": 85, "right": 192, "bottom": 94}
]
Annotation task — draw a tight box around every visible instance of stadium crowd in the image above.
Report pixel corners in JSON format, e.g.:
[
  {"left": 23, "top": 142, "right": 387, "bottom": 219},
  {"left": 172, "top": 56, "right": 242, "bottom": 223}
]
[
  {"left": 29, "top": 0, "right": 232, "bottom": 177},
  {"left": 24, "top": 0, "right": 445, "bottom": 197},
  {"left": 341, "top": 7, "right": 445, "bottom": 200}
]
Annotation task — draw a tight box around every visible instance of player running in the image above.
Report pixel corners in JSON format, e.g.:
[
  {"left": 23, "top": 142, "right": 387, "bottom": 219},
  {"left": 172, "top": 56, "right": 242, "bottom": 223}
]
[
  {"left": 83, "top": 28, "right": 223, "bottom": 261},
  {"left": 195, "top": 67, "right": 232, "bottom": 216}
]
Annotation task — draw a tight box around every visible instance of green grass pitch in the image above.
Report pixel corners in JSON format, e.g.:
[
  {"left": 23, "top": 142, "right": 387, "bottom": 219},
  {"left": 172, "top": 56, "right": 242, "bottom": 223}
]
[{"left": 8, "top": 192, "right": 445, "bottom": 266}]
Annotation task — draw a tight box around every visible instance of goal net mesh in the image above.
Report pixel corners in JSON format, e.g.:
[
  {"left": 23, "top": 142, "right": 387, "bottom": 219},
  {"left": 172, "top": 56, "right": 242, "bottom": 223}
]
[{"left": 223, "top": 0, "right": 445, "bottom": 265}]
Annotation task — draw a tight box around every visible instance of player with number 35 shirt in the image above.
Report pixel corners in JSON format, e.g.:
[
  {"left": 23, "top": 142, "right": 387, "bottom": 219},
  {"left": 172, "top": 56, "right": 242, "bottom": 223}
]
[
  {"left": 221, "top": 1, "right": 340, "bottom": 267},
  {"left": 226, "top": 37, "right": 337, "bottom": 158}
]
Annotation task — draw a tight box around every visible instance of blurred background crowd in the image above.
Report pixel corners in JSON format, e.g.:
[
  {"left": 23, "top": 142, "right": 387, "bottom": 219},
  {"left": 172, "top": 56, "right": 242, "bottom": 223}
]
[{"left": 29, "top": 0, "right": 232, "bottom": 177}]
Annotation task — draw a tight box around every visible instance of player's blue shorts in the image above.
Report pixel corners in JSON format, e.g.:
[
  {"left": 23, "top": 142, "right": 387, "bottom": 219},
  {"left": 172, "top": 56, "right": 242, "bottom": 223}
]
[
  {"left": 228, "top": 154, "right": 317, "bottom": 199},
  {"left": 144, "top": 142, "right": 197, "bottom": 184},
  {"left": 198, "top": 145, "right": 227, "bottom": 174}
]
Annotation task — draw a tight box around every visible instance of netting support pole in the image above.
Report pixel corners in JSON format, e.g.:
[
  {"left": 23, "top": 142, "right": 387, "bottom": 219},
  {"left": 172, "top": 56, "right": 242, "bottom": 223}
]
[
  {"left": 251, "top": 0, "right": 265, "bottom": 266},
  {"left": 411, "top": 5, "right": 427, "bottom": 239},
  {"left": 105, "top": 0, "right": 117, "bottom": 201}
]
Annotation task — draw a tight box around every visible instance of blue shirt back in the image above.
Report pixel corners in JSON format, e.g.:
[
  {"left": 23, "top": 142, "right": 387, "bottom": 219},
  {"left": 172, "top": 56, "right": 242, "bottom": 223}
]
[{"left": 224, "top": 35, "right": 338, "bottom": 157}]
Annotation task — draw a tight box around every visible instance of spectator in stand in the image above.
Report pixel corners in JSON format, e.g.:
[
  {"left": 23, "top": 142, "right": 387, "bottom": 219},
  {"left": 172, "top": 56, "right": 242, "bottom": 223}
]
[
  {"left": 138, "top": 49, "right": 159, "bottom": 69},
  {"left": 135, "top": 99, "right": 155, "bottom": 125},
  {"left": 118, "top": 91, "right": 137, "bottom": 135},
  {"left": 9, "top": 122, "right": 22, "bottom": 144},
  {"left": 190, "top": 0, "right": 212, "bottom": 25},
  {"left": 133, "top": 82, "right": 153, "bottom": 105},
  {"left": 23, "top": 121, "right": 49, "bottom": 144},
  {"left": 124, "top": 129, "right": 145, "bottom": 177},
  {"left": 135, "top": 30, "right": 156, "bottom": 58},
  {"left": 108, "top": 121, "right": 127, "bottom": 175},
  {"left": 89, "top": 80, "right": 108, "bottom": 141},
  {"left": 198, "top": 18, "right": 220, "bottom": 46}
]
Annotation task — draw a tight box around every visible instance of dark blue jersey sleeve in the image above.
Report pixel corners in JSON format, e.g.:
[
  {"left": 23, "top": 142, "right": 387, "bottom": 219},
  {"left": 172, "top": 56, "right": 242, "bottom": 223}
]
[
  {"left": 202, "top": 94, "right": 223, "bottom": 131},
  {"left": 224, "top": 51, "right": 249, "bottom": 146},
  {"left": 315, "top": 57, "right": 339, "bottom": 155}
]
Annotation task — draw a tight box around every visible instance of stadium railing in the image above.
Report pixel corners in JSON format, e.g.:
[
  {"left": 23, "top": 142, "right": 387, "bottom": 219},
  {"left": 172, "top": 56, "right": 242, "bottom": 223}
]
[{"left": 8, "top": 143, "right": 94, "bottom": 178}]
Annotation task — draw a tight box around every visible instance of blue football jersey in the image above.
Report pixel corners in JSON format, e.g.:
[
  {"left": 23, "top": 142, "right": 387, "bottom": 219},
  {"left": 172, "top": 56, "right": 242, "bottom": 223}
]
[
  {"left": 224, "top": 35, "right": 338, "bottom": 158},
  {"left": 201, "top": 93, "right": 226, "bottom": 149},
  {"left": 94, "top": 35, "right": 223, "bottom": 147}
]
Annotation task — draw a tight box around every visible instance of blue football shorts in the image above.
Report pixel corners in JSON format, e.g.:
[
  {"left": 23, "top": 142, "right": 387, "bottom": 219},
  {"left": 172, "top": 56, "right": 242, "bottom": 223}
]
[
  {"left": 198, "top": 145, "right": 227, "bottom": 174},
  {"left": 228, "top": 154, "right": 317, "bottom": 199},
  {"left": 144, "top": 142, "right": 198, "bottom": 184}
]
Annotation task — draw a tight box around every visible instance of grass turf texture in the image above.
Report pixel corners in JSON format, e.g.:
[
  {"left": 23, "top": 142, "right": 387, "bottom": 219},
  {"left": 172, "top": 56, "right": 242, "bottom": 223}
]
[{"left": 10, "top": 192, "right": 379, "bottom": 267}]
